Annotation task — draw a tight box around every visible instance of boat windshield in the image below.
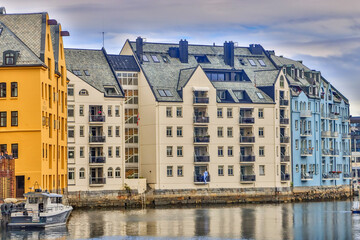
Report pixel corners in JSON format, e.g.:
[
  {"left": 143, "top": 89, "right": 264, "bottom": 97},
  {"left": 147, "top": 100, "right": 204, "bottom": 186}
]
[
  {"left": 50, "top": 197, "right": 62, "bottom": 204},
  {"left": 28, "top": 197, "right": 44, "bottom": 204}
]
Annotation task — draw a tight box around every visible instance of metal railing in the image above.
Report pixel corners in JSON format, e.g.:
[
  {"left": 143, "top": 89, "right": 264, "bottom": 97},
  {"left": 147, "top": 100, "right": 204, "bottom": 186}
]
[
  {"left": 301, "top": 173, "right": 313, "bottom": 180},
  {"left": 280, "top": 99, "right": 289, "bottom": 106},
  {"left": 240, "top": 155, "right": 255, "bottom": 162},
  {"left": 194, "top": 136, "right": 210, "bottom": 143},
  {"left": 280, "top": 136, "right": 290, "bottom": 143},
  {"left": 89, "top": 135, "right": 106, "bottom": 143},
  {"left": 193, "top": 97, "right": 209, "bottom": 104},
  {"left": 194, "top": 174, "right": 210, "bottom": 183},
  {"left": 193, "top": 116, "right": 209, "bottom": 123},
  {"left": 281, "top": 155, "right": 290, "bottom": 162},
  {"left": 89, "top": 156, "right": 106, "bottom": 164},
  {"left": 301, "top": 148, "right": 313, "bottom": 156},
  {"left": 194, "top": 155, "right": 210, "bottom": 162},
  {"left": 300, "top": 110, "right": 312, "bottom": 118},
  {"left": 89, "top": 115, "right": 105, "bottom": 122},
  {"left": 240, "top": 136, "right": 255, "bottom": 143},
  {"left": 240, "top": 174, "right": 256, "bottom": 182},
  {"left": 280, "top": 118, "right": 289, "bottom": 125},
  {"left": 281, "top": 173, "right": 290, "bottom": 181},
  {"left": 89, "top": 177, "right": 106, "bottom": 185},
  {"left": 239, "top": 117, "right": 255, "bottom": 124}
]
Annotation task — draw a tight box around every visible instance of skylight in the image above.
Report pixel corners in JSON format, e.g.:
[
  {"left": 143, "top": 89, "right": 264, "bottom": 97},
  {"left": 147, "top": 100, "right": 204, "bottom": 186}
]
[
  {"left": 151, "top": 55, "right": 160, "bottom": 63},
  {"left": 248, "top": 59, "right": 257, "bottom": 66},
  {"left": 162, "top": 56, "right": 169, "bottom": 63},
  {"left": 233, "top": 90, "right": 244, "bottom": 100},
  {"left": 158, "top": 90, "right": 166, "bottom": 97},
  {"left": 84, "top": 70, "right": 90, "bottom": 76},
  {"left": 104, "top": 86, "right": 118, "bottom": 96},
  {"left": 158, "top": 89, "right": 173, "bottom": 97},
  {"left": 164, "top": 90, "right": 173, "bottom": 97},
  {"left": 195, "top": 55, "right": 210, "bottom": 64},
  {"left": 73, "top": 70, "right": 82, "bottom": 76},
  {"left": 258, "top": 59, "right": 266, "bottom": 67},
  {"left": 142, "top": 55, "right": 149, "bottom": 62},
  {"left": 256, "top": 92, "right": 264, "bottom": 99}
]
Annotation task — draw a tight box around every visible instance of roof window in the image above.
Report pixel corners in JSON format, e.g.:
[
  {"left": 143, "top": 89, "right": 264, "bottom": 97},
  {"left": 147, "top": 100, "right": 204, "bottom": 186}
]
[
  {"left": 104, "top": 86, "right": 119, "bottom": 96},
  {"left": 233, "top": 90, "right": 244, "bottom": 100},
  {"left": 239, "top": 58, "right": 246, "bottom": 66},
  {"left": 158, "top": 89, "right": 173, "bottom": 97},
  {"left": 3, "top": 50, "right": 18, "bottom": 65},
  {"left": 84, "top": 70, "right": 90, "bottom": 76},
  {"left": 195, "top": 55, "right": 210, "bottom": 64},
  {"left": 162, "top": 56, "right": 169, "bottom": 63},
  {"left": 248, "top": 59, "right": 257, "bottom": 66},
  {"left": 256, "top": 92, "right": 264, "bottom": 99},
  {"left": 142, "top": 55, "right": 149, "bottom": 62},
  {"left": 258, "top": 59, "right": 266, "bottom": 67},
  {"left": 72, "top": 70, "right": 82, "bottom": 76},
  {"left": 151, "top": 55, "right": 160, "bottom": 63}
]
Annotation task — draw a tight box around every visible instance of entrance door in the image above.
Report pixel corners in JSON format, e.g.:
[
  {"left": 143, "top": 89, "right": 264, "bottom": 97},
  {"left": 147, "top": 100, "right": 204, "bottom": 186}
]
[{"left": 16, "top": 176, "right": 24, "bottom": 198}]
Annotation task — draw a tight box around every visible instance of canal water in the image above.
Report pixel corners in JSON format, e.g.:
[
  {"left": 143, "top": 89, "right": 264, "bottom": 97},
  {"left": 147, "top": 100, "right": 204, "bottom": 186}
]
[{"left": 1, "top": 200, "right": 360, "bottom": 239}]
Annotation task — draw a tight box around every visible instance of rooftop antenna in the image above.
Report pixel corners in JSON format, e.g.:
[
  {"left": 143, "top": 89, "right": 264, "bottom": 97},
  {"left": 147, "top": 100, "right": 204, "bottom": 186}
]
[{"left": 102, "top": 32, "right": 105, "bottom": 48}]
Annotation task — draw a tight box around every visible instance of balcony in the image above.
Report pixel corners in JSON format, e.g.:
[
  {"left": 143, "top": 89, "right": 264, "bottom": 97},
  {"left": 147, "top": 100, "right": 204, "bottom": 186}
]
[
  {"left": 194, "top": 135, "right": 210, "bottom": 143},
  {"left": 301, "top": 173, "right": 313, "bottom": 181},
  {"left": 280, "top": 136, "right": 290, "bottom": 143},
  {"left": 240, "top": 174, "right": 256, "bottom": 182},
  {"left": 281, "top": 155, "right": 290, "bottom": 162},
  {"left": 300, "top": 110, "right": 312, "bottom": 118},
  {"left": 300, "top": 130, "right": 312, "bottom": 137},
  {"left": 193, "top": 116, "right": 209, "bottom": 124},
  {"left": 281, "top": 173, "right": 290, "bottom": 181},
  {"left": 280, "top": 99, "right": 289, "bottom": 106},
  {"left": 280, "top": 118, "right": 289, "bottom": 125},
  {"left": 89, "top": 115, "right": 105, "bottom": 123},
  {"left": 329, "top": 149, "right": 339, "bottom": 156},
  {"left": 194, "top": 174, "right": 210, "bottom": 184},
  {"left": 329, "top": 113, "right": 339, "bottom": 120},
  {"left": 194, "top": 155, "right": 210, "bottom": 163},
  {"left": 240, "top": 136, "right": 255, "bottom": 143},
  {"left": 342, "top": 133, "right": 351, "bottom": 139},
  {"left": 89, "top": 156, "right": 106, "bottom": 164},
  {"left": 240, "top": 155, "right": 255, "bottom": 162},
  {"left": 89, "top": 135, "right": 106, "bottom": 143},
  {"left": 239, "top": 117, "right": 255, "bottom": 124},
  {"left": 301, "top": 148, "right": 313, "bottom": 157},
  {"left": 321, "top": 131, "right": 331, "bottom": 138},
  {"left": 330, "top": 132, "right": 339, "bottom": 138},
  {"left": 89, "top": 177, "right": 106, "bottom": 185},
  {"left": 343, "top": 173, "right": 352, "bottom": 179},
  {"left": 193, "top": 97, "right": 209, "bottom": 104},
  {"left": 322, "top": 172, "right": 340, "bottom": 180}
]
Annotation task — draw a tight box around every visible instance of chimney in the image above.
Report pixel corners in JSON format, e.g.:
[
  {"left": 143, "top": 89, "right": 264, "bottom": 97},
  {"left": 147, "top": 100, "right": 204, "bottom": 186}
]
[
  {"left": 136, "top": 37, "right": 143, "bottom": 63},
  {"left": 179, "top": 39, "right": 188, "bottom": 63},
  {"left": 224, "top": 41, "right": 234, "bottom": 67},
  {"left": 249, "top": 44, "right": 263, "bottom": 55}
]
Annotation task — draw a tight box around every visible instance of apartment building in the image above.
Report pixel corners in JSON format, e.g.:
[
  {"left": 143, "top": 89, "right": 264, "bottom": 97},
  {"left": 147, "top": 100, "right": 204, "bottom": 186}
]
[
  {"left": 351, "top": 117, "right": 360, "bottom": 177},
  {"left": 114, "top": 38, "right": 291, "bottom": 190},
  {"left": 65, "top": 48, "right": 126, "bottom": 191},
  {"left": 271, "top": 55, "right": 351, "bottom": 187},
  {"left": 0, "top": 10, "right": 68, "bottom": 196}
]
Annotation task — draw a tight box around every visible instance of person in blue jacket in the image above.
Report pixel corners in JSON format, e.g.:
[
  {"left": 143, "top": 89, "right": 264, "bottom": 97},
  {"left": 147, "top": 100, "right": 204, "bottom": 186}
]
[{"left": 203, "top": 169, "right": 208, "bottom": 184}]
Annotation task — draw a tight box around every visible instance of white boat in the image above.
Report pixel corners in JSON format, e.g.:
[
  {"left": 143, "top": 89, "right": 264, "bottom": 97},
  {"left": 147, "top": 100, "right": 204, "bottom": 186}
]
[{"left": 1, "top": 189, "right": 72, "bottom": 228}]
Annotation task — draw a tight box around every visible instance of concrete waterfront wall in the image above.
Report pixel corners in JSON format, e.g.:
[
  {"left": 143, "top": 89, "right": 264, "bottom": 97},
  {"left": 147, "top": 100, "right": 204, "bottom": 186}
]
[{"left": 66, "top": 185, "right": 351, "bottom": 208}]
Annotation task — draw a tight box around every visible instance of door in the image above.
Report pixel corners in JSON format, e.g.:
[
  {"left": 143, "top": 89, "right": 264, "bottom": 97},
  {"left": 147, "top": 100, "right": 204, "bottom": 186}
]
[{"left": 16, "top": 176, "right": 24, "bottom": 198}]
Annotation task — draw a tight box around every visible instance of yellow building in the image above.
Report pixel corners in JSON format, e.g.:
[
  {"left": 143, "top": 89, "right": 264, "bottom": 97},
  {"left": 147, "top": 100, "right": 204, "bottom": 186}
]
[{"left": 0, "top": 10, "right": 69, "bottom": 197}]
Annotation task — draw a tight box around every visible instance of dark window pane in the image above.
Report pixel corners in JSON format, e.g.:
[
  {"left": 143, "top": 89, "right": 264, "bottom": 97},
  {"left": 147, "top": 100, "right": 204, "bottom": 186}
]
[
  {"left": 0, "top": 112, "right": 7, "bottom": 127},
  {"left": 0, "top": 83, "right": 6, "bottom": 98},
  {"left": 11, "top": 144, "right": 18, "bottom": 158},
  {"left": 11, "top": 82, "right": 17, "bottom": 97},
  {"left": 11, "top": 111, "right": 18, "bottom": 126}
]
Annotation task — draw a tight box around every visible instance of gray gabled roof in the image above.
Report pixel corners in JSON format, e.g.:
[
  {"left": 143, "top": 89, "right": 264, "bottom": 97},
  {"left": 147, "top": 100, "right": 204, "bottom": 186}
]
[
  {"left": 271, "top": 55, "right": 311, "bottom": 71},
  {"left": 65, "top": 48, "right": 124, "bottom": 97},
  {"left": 253, "top": 70, "right": 279, "bottom": 87},
  {"left": 107, "top": 55, "right": 139, "bottom": 72}
]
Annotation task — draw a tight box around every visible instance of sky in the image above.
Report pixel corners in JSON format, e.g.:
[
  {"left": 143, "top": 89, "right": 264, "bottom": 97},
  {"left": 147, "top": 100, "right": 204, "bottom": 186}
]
[{"left": 3, "top": 0, "right": 360, "bottom": 114}]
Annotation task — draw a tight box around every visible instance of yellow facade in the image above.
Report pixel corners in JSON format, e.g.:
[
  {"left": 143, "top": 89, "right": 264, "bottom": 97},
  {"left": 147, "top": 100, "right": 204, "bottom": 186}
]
[{"left": 0, "top": 13, "right": 67, "bottom": 196}]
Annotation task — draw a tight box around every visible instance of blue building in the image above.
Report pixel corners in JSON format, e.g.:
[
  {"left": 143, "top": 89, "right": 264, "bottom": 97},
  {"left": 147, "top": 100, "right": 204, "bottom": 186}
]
[
  {"left": 350, "top": 117, "right": 360, "bottom": 177},
  {"left": 270, "top": 55, "right": 351, "bottom": 187}
]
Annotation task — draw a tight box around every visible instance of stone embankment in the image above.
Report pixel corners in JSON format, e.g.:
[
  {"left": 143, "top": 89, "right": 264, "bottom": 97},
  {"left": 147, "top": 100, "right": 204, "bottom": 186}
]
[{"left": 66, "top": 185, "right": 351, "bottom": 209}]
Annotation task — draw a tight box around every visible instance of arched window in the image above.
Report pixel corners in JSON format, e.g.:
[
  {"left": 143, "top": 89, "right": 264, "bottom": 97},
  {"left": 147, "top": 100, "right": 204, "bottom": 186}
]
[
  {"left": 79, "top": 168, "right": 85, "bottom": 179},
  {"left": 3, "top": 50, "right": 17, "bottom": 65},
  {"left": 115, "top": 167, "right": 121, "bottom": 178},
  {"left": 280, "top": 76, "right": 284, "bottom": 88},
  {"left": 79, "top": 89, "right": 89, "bottom": 96},
  {"left": 108, "top": 167, "right": 113, "bottom": 178}
]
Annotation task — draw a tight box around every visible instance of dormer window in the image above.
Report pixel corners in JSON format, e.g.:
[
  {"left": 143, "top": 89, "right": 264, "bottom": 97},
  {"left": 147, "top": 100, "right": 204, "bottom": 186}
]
[
  {"left": 84, "top": 70, "right": 90, "bottom": 76},
  {"left": 72, "top": 70, "right": 82, "bottom": 76},
  {"left": 233, "top": 90, "right": 244, "bottom": 100},
  {"left": 79, "top": 89, "right": 89, "bottom": 96},
  {"left": 3, "top": 50, "right": 18, "bottom": 65},
  {"left": 195, "top": 55, "right": 210, "bottom": 64},
  {"left": 217, "top": 90, "right": 226, "bottom": 100},
  {"left": 104, "top": 86, "right": 119, "bottom": 96}
]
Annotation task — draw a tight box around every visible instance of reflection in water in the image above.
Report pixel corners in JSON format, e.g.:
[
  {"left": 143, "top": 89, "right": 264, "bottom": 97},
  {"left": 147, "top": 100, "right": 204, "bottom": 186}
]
[{"left": 1, "top": 200, "right": 356, "bottom": 239}]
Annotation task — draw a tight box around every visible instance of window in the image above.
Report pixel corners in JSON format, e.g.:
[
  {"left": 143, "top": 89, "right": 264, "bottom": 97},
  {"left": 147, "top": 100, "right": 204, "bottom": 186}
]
[
  {"left": 158, "top": 89, "right": 173, "bottom": 97},
  {"left": 256, "top": 92, "right": 264, "bottom": 99},
  {"left": 0, "top": 144, "right": 7, "bottom": 154},
  {"left": 162, "top": 56, "right": 169, "bottom": 63},
  {"left": 79, "top": 89, "right": 89, "bottom": 96},
  {"left": 166, "top": 107, "right": 172, "bottom": 117},
  {"left": 0, "top": 83, "right": 6, "bottom": 98},
  {"left": 72, "top": 70, "right": 82, "bottom": 76},
  {"left": 11, "top": 82, "right": 17, "bottom": 97},
  {"left": 108, "top": 168, "right": 113, "bottom": 178},
  {"left": 104, "top": 87, "right": 118, "bottom": 96},
  {"left": 217, "top": 127, "right": 223, "bottom": 137},
  {"left": 67, "top": 84, "right": 74, "bottom": 96},
  {"left": 239, "top": 58, "right": 246, "bottom": 65},
  {"left": 259, "top": 127, "right": 264, "bottom": 137},
  {"left": 194, "top": 55, "right": 210, "bottom": 63},
  {"left": 68, "top": 126, "right": 74, "bottom": 138},
  {"left": 151, "top": 55, "right": 160, "bottom": 62},
  {"left": 167, "top": 166, "right": 173, "bottom": 177},
  {"left": 233, "top": 90, "right": 244, "bottom": 100},
  {"left": 218, "top": 146, "right": 224, "bottom": 156},
  {"left": 217, "top": 90, "right": 226, "bottom": 100},
  {"left": 166, "top": 127, "right": 172, "bottom": 137},
  {"left": 295, "top": 101, "right": 298, "bottom": 111},
  {"left": 108, "top": 126, "right": 112, "bottom": 137},
  {"left": 228, "top": 146, "right": 233, "bottom": 156},
  {"left": 0, "top": 112, "right": 7, "bottom": 127},
  {"left": 259, "top": 146, "right": 265, "bottom": 156},
  {"left": 79, "top": 168, "right": 85, "bottom": 179},
  {"left": 115, "top": 106, "right": 120, "bottom": 117},
  {"left": 108, "top": 106, "right": 112, "bottom": 117},
  {"left": 79, "top": 126, "right": 84, "bottom": 137},
  {"left": 227, "top": 108, "right": 233, "bottom": 118},
  {"left": 177, "top": 127, "right": 183, "bottom": 137},
  {"left": 68, "top": 147, "right": 75, "bottom": 159},
  {"left": 116, "top": 147, "right": 120, "bottom": 157},
  {"left": 84, "top": 70, "right": 90, "bottom": 76},
  {"left": 280, "top": 76, "right": 284, "bottom": 88},
  {"left": 11, "top": 111, "right": 18, "bottom": 126},
  {"left": 108, "top": 147, "right": 113, "bottom": 158},
  {"left": 259, "top": 165, "right": 265, "bottom": 176},
  {"left": 142, "top": 55, "right": 149, "bottom": 62},
  {"left": 4, "top": 51, "right": 16, "bottom": 65},
  {"left": 228, "top": 165, "right": 234, "bottom": 176},
  {"left": 258, "top": 59, "right": 266, "bottom": 67},
  {"left": 295, "top": 120, "right": 298, "bottom": 131},
  {"left": 227, "top": 127, "right": 233, "bottom": 137},
  {"left": 158, "top": 90, "right": 166, "bottom": 97},
  {"left": 11, "top": 144, "right": 18, "bottom": 159},
  {"left": 79, "top": 105, "right": 84, "bottom": 116},
  {"left": 116, "top": 126, "right": 120, "bottom": 137},
  {"left": 68, "top": 168, "right": 75, "bottom": 180},
  {"left": 177, "top": 146, "right": 183, "bottom": 157},
  {"left": 218, "top": 165, "right": 224, "bottom": 176},
  {"left": 68, "top": 105, "right": 74, "bottom": 117},
  {"left": 80, "top": 147, "right": 84, "bottom": 158},
  {"left": 295, "top": 140, "right": 299, "bottom": 150},
  {"left": 177, "top": 166, "right": 183, "bottom": 177},
  {"left": 115, "top": 167, "right": 121, "bottom": 178},
  {"left": 248, "top": 59, "right": 257, "bottom": 66},
  {"left": 217, "top": 108, "right": 223, "bottom": 118},
  {"left": 167, "top": 146, "right": 173, "bottom": 157},
  {"left": 176, "top": 107, "right": 182, "bottom": 117}
]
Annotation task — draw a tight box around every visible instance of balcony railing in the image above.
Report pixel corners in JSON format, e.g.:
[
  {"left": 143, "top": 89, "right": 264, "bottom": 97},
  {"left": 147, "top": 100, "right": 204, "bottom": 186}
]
[
  {"left": 280, "top": 118, "right": 289, "bottom": 125},
  {"left": 89, "top": 115, "right": 105, "bottom": 122},
  {"left": 193, "top": 97, "right": 209, "bottom": 104},
  {"left": 89, "top": 135, "right": 106, "bottom": 143},
  {"left": 301, "top": 148, "right": 313, "bottom": 156},
  {"left": 301, "top": 173, "right": 313, "bottom": 181},
  {"left": 240, "top": 155, "right": 255, "bottom": 162},
  {"left": 240, "top": 136, "right": 255, "bottom": 143},
  {"left": 300, "top": 130, "right": 312, "bottom": 137},
  {"left": 329, "top": 113, "right": 339, "bottom": 120},
  {"left": 281, "top": 173, "right": 290, "bottom": 181},
  {"left": 194, "top": 135, "right": 210, "bottom": 143},
  {"left": 321, "top": 131, "right": 331, "bottom": 138},
  {"left": 342, "top": 133, "right": 351, "bottom": 139},
  {"left": 280, "top": 99, "right": 289, "bottom": 106},
  {"left": 300, "top": 110, "right": 312, "bottom": 118},
  {"left": 322, "top": 172, "right": 340, "bottom": 180},
  {"left": 194, "top": 155, "right": 210, "bottom": 162},
  {"left": 280, "top": 136, "right": 290, "bottom": 143},
  {"left": 193, "top": 116, "right": 209, "bottom": 123},
  {"left": 89, "top": 177, "right": 106, "bottom": 185},
  {"left": 239, "top": 117, "right": 255, "bottom": 124},
  {"left": 343, "top": 150, "right": 351, "bottom": 156},
  {"left": 281, "top": 155, "right": 290, "bottom": 162},
  {"left": 343, "top": 173, "right": 351, "bottom": 179},
  {"left": 329, "top": 149, "right": 339, "bottom": 156},
  {"left": 194, "top": 174, "right": 210, "bottom": 183},
  {"left": 240, "top": 174, "right": 256, "bottom": 182},
  {"left": 322, "top": 149, "right": 330, "bottom": 156},
  {"left": 330, "top": 132, "right": 339, "bottom": 138},
  {"left": 89, "top": 156, "right": 106, "bottom": 164}
]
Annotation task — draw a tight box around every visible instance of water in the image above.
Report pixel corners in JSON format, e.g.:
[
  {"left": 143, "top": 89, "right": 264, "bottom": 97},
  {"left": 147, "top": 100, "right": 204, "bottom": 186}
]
[{"left": 1, "top": 200, "right": 360, "bottom": 239}]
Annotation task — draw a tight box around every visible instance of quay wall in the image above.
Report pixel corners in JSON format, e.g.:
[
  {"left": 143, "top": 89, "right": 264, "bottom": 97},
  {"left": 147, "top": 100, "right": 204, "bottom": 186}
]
[{"left": 66, "top": 185, "right": 352, "bottom": 208}]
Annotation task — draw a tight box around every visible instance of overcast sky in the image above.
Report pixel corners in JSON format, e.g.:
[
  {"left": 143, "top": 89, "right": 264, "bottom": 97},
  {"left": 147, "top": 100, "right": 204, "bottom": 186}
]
[{"left": 3, "top": 0, "right": 360, "bottom": 114}]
